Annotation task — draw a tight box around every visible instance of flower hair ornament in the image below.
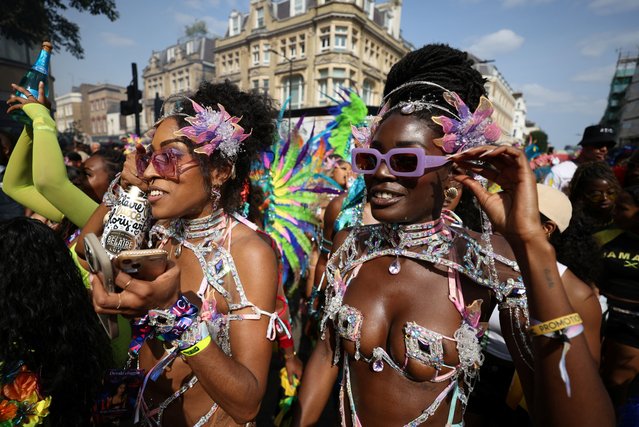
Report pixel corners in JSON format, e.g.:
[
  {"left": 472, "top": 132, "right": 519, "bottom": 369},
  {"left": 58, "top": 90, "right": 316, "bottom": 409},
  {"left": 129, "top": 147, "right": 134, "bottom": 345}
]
[
  {"left": 431, "top": 91, "right": 501, "bottom": 154},
  {"left": 350, "top": 102, "right": 390, "bottom": 148},
  {"left": 173, "top": 98, "right": 252, "bottom": 161}
]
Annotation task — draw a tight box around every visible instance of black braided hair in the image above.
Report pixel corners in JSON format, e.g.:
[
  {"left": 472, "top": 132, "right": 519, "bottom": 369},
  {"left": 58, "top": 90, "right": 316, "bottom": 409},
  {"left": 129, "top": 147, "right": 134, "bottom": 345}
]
[
  {"left": 91, "top": 147, "right": 126, "bottom": 183},
  {"left": 382, "top": 43, "right": 487, "bottom": 130},
  {"left": 167, "top": 80, "right": 277, "bottom": 213}
]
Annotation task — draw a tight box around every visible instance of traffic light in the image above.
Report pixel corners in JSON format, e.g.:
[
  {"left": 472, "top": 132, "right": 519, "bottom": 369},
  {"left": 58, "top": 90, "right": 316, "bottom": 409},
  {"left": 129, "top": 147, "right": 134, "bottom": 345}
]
[{"left": 120, "top": 84, "right": 142, "bottom": 116}]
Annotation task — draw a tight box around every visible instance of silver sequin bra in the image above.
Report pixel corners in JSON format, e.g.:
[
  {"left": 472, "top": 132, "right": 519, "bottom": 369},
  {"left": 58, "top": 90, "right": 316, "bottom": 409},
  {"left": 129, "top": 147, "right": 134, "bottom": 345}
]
[{"left": 320, "top": 215, "right": 525, "bottom": 426}]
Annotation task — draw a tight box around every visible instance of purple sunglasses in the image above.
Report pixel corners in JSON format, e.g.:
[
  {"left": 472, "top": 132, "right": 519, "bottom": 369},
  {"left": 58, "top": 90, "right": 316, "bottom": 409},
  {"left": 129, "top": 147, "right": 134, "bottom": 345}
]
[{"left": 351, "top": 147, "right": 450, "bottom": 177}]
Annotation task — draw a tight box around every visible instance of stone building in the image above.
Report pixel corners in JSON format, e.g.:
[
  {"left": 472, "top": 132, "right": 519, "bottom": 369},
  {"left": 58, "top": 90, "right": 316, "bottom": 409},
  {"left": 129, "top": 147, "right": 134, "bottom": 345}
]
[
  {"left": 215, "top": 0, "right": 411, "bottom": 111},
  {"left": 86, "top": 83, "right": 127, "bottom": 141},
  {"left": 142, "top": 36, "right": 216, "bottom": 128},
  {"left": 54, "top": 91, "right": 83, "bottom": 133}
]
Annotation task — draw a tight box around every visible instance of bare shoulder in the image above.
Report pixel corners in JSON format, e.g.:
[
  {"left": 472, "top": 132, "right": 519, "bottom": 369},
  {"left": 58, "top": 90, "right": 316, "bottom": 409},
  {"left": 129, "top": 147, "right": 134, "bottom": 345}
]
[{"left": 230, "top": 222, "right": 278, "bottom": 267}]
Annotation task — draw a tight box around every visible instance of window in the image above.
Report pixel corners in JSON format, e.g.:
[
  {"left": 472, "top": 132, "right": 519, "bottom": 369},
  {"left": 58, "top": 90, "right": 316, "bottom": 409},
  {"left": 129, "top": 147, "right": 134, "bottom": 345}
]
[
  {"left": 252, "top": 45, "right": 260, "bottom": 65},
  {"left": 230, "top": 13, "right": 241, "bottom": 36},
  {"left": 335, "top": 26, "right": 348, "bottom": 50},
  {"left": 256, "top": 7, "right": 264, "bottom": 28},
  {"left": 252, "top": 79, "right": 260, "bottom": 90},
  {"left": 186, "top": 41, "right": 195, "bottom": 55},
  {"left": 320, "top": 27, "right": 330, "bottom": 51},
  {"left": 263, "top": 44, "right": 270, "bottom": 64},
  {"left": 333, "top": 68, "right": 346, "bottom": 92},
  {"left": 318, "top": 69, "right": 328, "bottom": 103},
  {"left": 166, "top": 47, "right": 175, "bottom": 62},
  {"left": 292, "top": 0, "right": 305, "bottom": 16},
  {"left": 299, "top": 34, "right": 306, "bottom": 57},
  {"left": 263, "top": 78, "right": 269, "bottom": 92},
  {"left": 363, "top": 79, "right": 374, "bottom": 105},
  {"left": 283, "top": 75, "right": 304, "bottom": 109}
]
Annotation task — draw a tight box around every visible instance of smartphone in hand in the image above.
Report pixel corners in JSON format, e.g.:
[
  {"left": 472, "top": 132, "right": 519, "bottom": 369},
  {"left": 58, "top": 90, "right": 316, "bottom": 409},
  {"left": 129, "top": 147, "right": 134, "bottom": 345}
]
[{"left": 114, "top": 249, "right": 168, "bottom": 281}]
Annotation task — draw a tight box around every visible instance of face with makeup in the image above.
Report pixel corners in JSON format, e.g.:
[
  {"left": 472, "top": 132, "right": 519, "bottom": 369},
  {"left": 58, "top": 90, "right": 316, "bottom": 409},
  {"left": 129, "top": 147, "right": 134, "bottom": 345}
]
[
  {"left": 365, "top": 113, "right": 450, "bottom": 224},
  {"left": 332, "top": 160, "right": 352, "bottom": 188},
  {"left": 141, "top": 117, "right": 214, "bottom": 220}
]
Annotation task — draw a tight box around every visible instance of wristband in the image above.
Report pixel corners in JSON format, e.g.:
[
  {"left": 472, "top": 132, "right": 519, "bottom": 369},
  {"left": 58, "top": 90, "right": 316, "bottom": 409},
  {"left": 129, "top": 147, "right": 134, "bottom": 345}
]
[
  {"left": 181, "top": 335, "right": 212, "bottom": 357},
  {"left": 528, "top": 313, "right": 582, "bottom": 337}
]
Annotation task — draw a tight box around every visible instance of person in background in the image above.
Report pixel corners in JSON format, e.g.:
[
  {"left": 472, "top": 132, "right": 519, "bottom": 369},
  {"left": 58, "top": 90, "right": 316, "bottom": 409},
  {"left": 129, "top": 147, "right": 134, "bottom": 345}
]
[
  {"left": 64, "top": 150, "right": 83, "bottom": 168},
  {"left": 568, "top": 161, "right": 622, "bottom": 235},
  {"left": 0, "top": 217, "right": 111, "bottom": 425},
  {"left": 597, "top": 185, "right": 639, "bottom": 422},
  {"left": 544, "top": 124, "right": 616, "bottom": 194},
  {"left": 623, "top": 149, "right": 639, "bottom": 188}
]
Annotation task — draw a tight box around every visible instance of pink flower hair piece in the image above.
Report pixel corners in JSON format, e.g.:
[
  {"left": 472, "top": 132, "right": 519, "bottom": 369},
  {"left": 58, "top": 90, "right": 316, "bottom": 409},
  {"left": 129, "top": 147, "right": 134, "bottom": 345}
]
[
  {"left": 432, "top": 92, "right": 501, "bottom": 154},
  {"left": 174, "top": 99, "right": 251, "bottom": 159},
  {"left": 350, "top": 102, "right": 390, "bottom": 148}
]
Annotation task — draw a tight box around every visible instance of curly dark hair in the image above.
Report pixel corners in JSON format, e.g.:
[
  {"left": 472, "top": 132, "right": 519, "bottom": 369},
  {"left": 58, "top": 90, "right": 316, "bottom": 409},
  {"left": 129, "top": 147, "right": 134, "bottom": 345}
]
[
  {"left": 541, "top": 213, "right": 603, "bottom": 285},
  {"left": 382, "top": 43, "right": 487, "bottom": 130},
  {"left": 0, "top": 217, "right": 111, "bottom": 425},
  {"left": 91, "top": 147, "right": 126, "bottom": 183},
  {"left": 569, "top": 161, "right": 621, "bottom": 204},
  {"left": 163, "top": 80, "right": 277, "bottom": 213}
]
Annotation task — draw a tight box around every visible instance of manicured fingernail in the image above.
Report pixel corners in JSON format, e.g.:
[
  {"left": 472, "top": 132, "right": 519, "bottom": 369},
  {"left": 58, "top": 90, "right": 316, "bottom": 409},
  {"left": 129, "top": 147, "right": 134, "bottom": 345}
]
[{"left": 479, "top": 149, "right": 495, "bottom": 158}]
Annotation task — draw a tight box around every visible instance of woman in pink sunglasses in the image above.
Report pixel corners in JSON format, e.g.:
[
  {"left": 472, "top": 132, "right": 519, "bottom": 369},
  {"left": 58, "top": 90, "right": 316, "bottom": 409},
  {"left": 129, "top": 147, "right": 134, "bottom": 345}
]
[
  {"left": 296, "top": 44, "right": 613, "bottom": 427},
  {"left": 82, "top": 81, "right": 287, "bottom": 426}
]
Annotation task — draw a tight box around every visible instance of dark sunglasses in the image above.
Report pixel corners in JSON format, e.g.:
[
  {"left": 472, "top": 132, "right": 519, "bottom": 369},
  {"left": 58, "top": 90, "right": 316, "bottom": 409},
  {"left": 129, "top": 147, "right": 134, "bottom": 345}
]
[
  {"left": 351, "top": 147, "right": 450, "bottom": 177},
  {"left": 136, "top": 147, "right": 199, "bottom": 181},
  {"left": 584, "top": 189, "right": 618, "bottom": 203}
]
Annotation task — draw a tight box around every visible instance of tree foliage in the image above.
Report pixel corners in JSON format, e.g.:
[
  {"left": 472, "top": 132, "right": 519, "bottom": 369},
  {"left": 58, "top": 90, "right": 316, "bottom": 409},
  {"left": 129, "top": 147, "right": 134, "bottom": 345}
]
[
  {"left": 529, "top": 129, "right": 549, "bottom": 153},
  {"left": 0, "top": 0, "right": 119, "bottom": 59},
  {"left": 185, "top": 20, "right": 208, "bottom": 38}
]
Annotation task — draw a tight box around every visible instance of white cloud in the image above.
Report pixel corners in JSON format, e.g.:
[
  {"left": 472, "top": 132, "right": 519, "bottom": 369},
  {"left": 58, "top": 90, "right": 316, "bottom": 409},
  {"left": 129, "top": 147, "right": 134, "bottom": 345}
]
[
  {"left": 588, "top": 0, "right": 639, "bottom": 15},
  {"left": 578, "top": 30, "right": 639, "bottom": 57},
  {"left": 572, "top": 64, "right": 616, "bottom": 83},
  {"left": 466, "top": 29, "right": 524, "bottom": 59},
  {"left": 521, "top": 83, "right": 607, "bottom": 114},
  {"left": 101, "top": 32, "right": 135, "bottom": 47}
]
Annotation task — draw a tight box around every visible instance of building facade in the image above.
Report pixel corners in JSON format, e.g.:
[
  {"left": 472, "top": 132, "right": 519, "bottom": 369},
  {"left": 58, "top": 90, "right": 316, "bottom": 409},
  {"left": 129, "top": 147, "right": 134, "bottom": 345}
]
[
  {"left": 511, "top": 92, "right": 527, "bottom": 146},
  {"left": 86, "top": 84, "right": 127, "bottom": 141},
  {"left": 142, "top": 36, "right": 216, "bottom": 128},
  {"left": 601, "top": 51, "right": 638, "bottom": 143},
  {"left": 54, "top": 91, "right": 83, "bottom": 133},
  {"left": 472, "top": 58, "right": 517, "bottom": 145},
  {"left": 215, "top": 0, "right": 411, "bottom": 111}
]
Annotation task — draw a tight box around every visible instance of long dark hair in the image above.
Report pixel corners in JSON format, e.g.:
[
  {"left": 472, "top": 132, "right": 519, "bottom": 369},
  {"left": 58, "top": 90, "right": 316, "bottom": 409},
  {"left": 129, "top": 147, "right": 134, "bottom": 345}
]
[{"left": 0, "top": 217, "right": 111, "bottom": 425}]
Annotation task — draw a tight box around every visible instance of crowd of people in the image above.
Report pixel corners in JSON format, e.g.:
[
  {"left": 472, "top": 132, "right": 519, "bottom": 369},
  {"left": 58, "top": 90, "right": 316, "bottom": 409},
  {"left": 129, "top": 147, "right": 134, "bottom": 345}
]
[{"left": 0, "top": 43, "right": 637, "bottom": 427}]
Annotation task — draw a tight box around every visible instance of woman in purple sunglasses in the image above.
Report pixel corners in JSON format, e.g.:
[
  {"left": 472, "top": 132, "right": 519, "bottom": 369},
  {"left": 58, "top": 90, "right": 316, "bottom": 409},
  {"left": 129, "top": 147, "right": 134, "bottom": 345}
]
[{"left": 296, "top": 44, "right": 613, "bottom": 427}]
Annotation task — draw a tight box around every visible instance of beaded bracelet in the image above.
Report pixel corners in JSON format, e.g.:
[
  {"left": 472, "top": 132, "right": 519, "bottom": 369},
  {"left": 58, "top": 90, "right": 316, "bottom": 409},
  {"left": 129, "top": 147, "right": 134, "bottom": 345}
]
[
  {"left": 148, "top": 294, "right": 199, "bottom": 343},
  {"left": 528, "top": 313, "right": 582, "bottom": 337}
]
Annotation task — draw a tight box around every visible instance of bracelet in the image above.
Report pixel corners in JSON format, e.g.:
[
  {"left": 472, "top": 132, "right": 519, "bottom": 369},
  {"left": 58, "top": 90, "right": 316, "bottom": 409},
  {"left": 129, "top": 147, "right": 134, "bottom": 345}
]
[
  {"left": 181, "top": 335, "right": 212, "bottom": 357},
  {"left": 103, "top": 173, "right": 122, "bottom": 208},
  {"left": 528, "top": 313, "right": 582, "bottom": 337},
  {"left": 148, "top": 294, "right": 199, "bottom": 342},
  {"left": 283, "top": 351, "right": 297, "bottom": 360}
]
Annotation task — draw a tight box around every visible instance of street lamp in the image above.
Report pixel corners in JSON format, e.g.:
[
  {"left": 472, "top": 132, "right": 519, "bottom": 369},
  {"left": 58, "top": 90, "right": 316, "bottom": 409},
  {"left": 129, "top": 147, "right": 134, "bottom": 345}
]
[{"left": 269, "top": 48, "right": 293, "bottom": 140}]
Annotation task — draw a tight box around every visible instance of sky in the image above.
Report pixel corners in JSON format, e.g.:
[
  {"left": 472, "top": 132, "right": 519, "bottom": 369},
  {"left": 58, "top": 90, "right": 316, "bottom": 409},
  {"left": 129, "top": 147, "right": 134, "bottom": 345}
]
[{"left": 51, "top": 0, "right": 639, "bottom": 149}]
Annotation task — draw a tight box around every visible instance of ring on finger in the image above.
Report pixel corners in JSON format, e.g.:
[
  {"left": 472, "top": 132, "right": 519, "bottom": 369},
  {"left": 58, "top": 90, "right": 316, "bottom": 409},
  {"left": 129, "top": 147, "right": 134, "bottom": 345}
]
[
  {"left": 116, "top": 293, "right": 122, "bottom": 310},
  {"left": 124, "top": 278, "right": 133, "bottom": 290}
]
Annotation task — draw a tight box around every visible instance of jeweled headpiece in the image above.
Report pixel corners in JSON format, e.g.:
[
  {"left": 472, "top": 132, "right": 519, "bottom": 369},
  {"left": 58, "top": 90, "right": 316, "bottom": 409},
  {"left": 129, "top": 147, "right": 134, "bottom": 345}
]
[
  {"left": 431, "top": 91, "right": 501, "bottom": 154},
  {"left": 357, "top": 80, "right": 501, "bottom": 154},
  {"left": 350, "top": 102, "right": 389, "bottom": 148},
  {"left": 174, "top": 99, "right": 251, "bottom": 160}
]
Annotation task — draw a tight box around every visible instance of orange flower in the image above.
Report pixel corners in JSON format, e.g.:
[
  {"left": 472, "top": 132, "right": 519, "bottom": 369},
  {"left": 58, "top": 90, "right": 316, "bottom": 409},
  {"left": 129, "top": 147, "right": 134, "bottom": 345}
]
[
  {"left": 0, "top": 400, "right": 18, "bottom": 421},
  {"left": 2, "top": 369, "right": 38, "bottom": 402}
]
